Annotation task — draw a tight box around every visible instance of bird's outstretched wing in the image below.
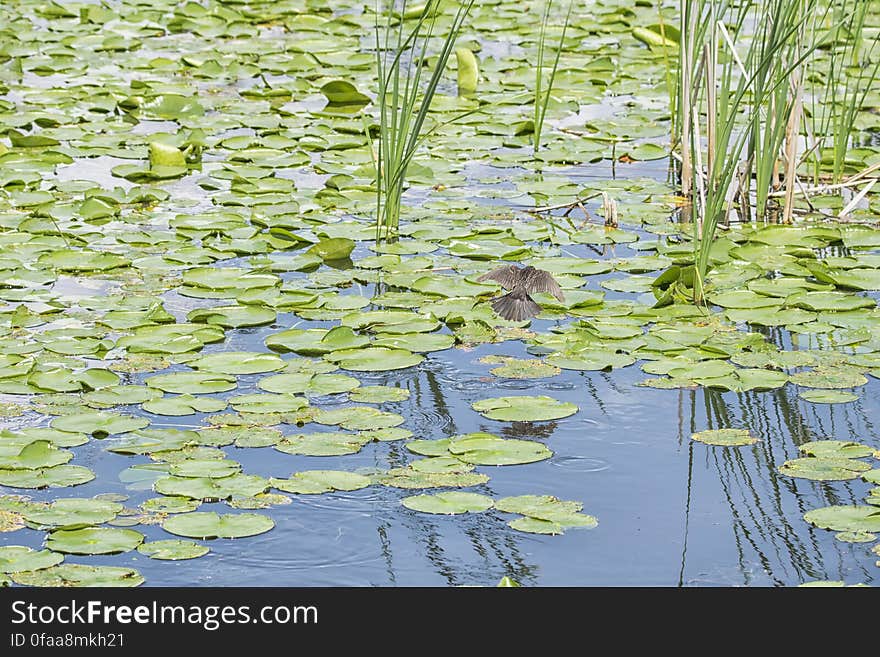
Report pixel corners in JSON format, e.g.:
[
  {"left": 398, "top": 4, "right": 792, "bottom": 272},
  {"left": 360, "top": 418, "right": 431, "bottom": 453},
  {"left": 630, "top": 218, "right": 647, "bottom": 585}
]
[
  {"left": 477, "top": 264, "right": 521, "bottom": 290},
  {"left": 524, "top": 268, "right": 565, "bottom": 302},
  {"left": 491, "top": 287, "right": 542, "bottom": 321}
]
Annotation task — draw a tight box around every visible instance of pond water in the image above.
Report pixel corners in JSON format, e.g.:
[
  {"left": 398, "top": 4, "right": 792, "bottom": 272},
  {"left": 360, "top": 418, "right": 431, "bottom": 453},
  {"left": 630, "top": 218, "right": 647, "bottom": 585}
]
[
  {"left": 1, "top": 0, "right": 879, "bottom": 588},
  {"left": 4, "top": 188, "right": 878, "bottom": 586}
]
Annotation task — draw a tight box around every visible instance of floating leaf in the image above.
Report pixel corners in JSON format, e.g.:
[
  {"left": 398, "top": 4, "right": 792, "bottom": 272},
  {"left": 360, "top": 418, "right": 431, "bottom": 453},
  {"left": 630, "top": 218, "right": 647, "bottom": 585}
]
[
  {"left": 154, "top": 474, "right": 268, "bottom": 501},
  {"left": 137, "top": 540, "right": 209, "bottom": 560},
  {"left": 799, "top": 440, "right": 873, "bottom": 459},
  {"left": 402, "top": 492, "right": 494, "bottom": 515},
  {"left": 142, "top": 394, "right": 228, "bottom": 416},
  {"left": 0, "top": 547, "right": 64, "bottom": 574},
  {"left": 190, "top": 352, "right": 284, "bottom": 374},
  {"left": 145, "top": 371, "right": 237, "bottom": 394},
  {"left": 324, "top": 347, "right": 424, "bottom": 371},
  {"left": 471, "top": 396, "right": 577, "bottom": 422},
  {"left": 790, "top": 368, "right": 867, "bottom": 389},
  {"left": 778, "top": 458, "right": 870, "bottom": 481},
  {"left": 691, "top": 428, "right": 757, "bottom": 446},
  {"left": 275, "top": 432, "right": 371, "bottom": 457},
  {"left": 429, "top": 433, "right": 554, "bottom": 465},
  {"left": 12, "top": 564, "right": 143, "bottom": 587},
  {"left": 377, "top": 467, "right": 489, "bottom": 489},
  {"left": 50, "top": 411, "right": 149, "bottom": 437},
  {"left": 348, "top": 385, "right": 410, "bottom": 403},
  {"left": 270, "top": 470, "right": 371, "bottom": 494},
  {"left": 798, "top": 390, "right": 859, "bottom": 404},
  {"left": 803, "top": 505, "right": 880, "bottom": 533},
  {"left": 46, "top": 527, "right": 144, "bottom": 555},
  {"left": 162, "top": 511, "right": 275, "bottom": 539},
  {"left": 22, "top": 498, "right": 122, "bottom": 529},
  {"left": 0, "top": 465, "right": 95, "bottom": 489},
  {"left": 479, "top": 356, "right": 561, "bottom": 379},
  {"left": 308, "top": 237, "right": 356, "bottom": 261}
]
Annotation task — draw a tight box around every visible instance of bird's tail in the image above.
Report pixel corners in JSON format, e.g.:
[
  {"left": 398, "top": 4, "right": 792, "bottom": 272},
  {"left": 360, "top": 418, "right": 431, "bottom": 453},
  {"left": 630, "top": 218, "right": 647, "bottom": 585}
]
[{"left": 491, "top": 288, "right": 542, "bottom": 321}]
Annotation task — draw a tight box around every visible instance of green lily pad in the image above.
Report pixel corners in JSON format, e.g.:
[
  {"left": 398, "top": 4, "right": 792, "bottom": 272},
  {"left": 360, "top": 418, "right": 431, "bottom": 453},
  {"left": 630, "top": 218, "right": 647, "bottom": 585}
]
[
  {"left": 778, "top": 457, "right": 871, "bottom": 481},
  {"left": 0, "top": 441, "right": 72, "bottom": 470},
  {"left": 835, "top": 531, "right": 876, "bottom": 543},
  {"left": 229, "top": 393, "right": 308, "bottom": 414},
  {"left": 495, "top": 495, "right": 598, "bottom": 534},
  {"left": 22, "top": 498, "right": 123, "bottom": 529},
  {"left": 308, "top": 237, "right": 356, "bottom": 261},
  {"left": 169, "top": 459, "right": 241, "bottom": 479},
  {"left": 803, "top": 505, "right": 880, "bottom": 533},
  {"left": 258, "top": 372, "right": 360, "bottom": 396},
  {"left": 790, "top": 368, "right": 868, "bottom": 389},
  {"left": 274, "top": 432, "right": 371, "bottom": 457},
  {"left": 402, "top": 492, "right": 494, "bottom": 515},
  {"left": 188, "top": 304, "right": 276, "bottom": 328},
  {"left": 313, "top": 406, "right": 404, "bottom": 430},
  {"left": 479, "top": 356, "right": 561, "bottom": 379},
  {"left": 154, "top": 474, "right": 269, "bottom": 501},
  {"left": 270, "top": 470, "right": 371, "bottom": 494},
  {"left": 142, "top": 394, "right": 228, "bottom": 416},
  {"left": 799, "top": 440, "right": 874, "bottom": 459},
  {"left": 324, "top": 347, "right": 424, "bottom": 371},
  {"left": 46, "top": 527, "right": 144, "bottom": 555},
  {"left": 471, "top": 396, "right": 578, "bottom": 422},
  {"left": 443, "top": 433, "right": 552, "bottom": 465},
  {"left": 798, "top": 390, "right": 859, "bottom": 404},
  {"left": 0, "top": 547, "right": 64, "bottom": 574},
  {"left": 266, "top": 326, "right": 370, "bottom": 355},
  {"left": 145, "top": 371, "right": 237, "bottom": 394},
  {"left": 137, "top": 539, "right": 209, "bottom": 560},
  {"left": 162, "top": 511, "right": 275, "bottom": 539},
  {"left": 377, "top": 467, "right": 490, "bottom": 489},
  {"left": 546, "top": 350, "right": 636, "bottom": 371},
  {"left": 140, "top": 496, "right": 201, "bottom": 514},
  {"left": 12, "top": 564, "right": 144, "bottom": 587},
  {"left": 691, "top": 428, "right": 758, "bottom": 446},
  {"left": 348, "top": 385, "right": 410, "bottom": 403},
  {"left": 50, "top": 411, "right": 149, "bottom": 437},
  {"left": 0, "top": 465, "right": 95, "bottom": 489},
  {"left": 190, "top": 352, "right": 285, "bottom": 374}
]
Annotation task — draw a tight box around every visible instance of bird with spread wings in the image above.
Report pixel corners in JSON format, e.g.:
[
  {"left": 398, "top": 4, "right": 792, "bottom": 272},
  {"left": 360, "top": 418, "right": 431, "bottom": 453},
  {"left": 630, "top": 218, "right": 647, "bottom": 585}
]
[{"left": 477, "top": 264, "right": 565, "bottom": 321}]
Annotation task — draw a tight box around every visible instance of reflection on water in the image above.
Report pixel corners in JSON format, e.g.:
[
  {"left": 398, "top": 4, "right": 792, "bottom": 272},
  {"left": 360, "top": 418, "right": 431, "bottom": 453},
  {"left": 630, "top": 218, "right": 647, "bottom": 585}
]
[{"left": 2, "top": 166, "right": 878, "bottom": 587}]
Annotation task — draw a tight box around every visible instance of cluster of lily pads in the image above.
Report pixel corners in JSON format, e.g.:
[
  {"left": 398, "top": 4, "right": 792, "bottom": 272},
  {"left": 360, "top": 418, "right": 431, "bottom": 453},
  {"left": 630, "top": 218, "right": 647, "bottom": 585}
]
[{"left": 0, "top": 0, "right": 878, "bottom": 586}]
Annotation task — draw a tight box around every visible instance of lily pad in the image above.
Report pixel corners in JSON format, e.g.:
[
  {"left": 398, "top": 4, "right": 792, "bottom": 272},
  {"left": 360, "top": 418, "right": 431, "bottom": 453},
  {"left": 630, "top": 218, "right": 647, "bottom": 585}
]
[
  {"left": 46, "top": 527, "right": 144, "bottom": 555},
  {"left": 324, "top": 347, "right": 424, "bottom": 371},
  {"left": 691, "top": 429, "right": 758, "bottom": 446},
  {"left": 445, "top": 433, "right": 552, "bottom": 465},
  {"left": 270, "top": 470, "right": 371, "bottom": 494},
  {"left": 137, "top": 540, "right": 209, "bottom": 561},
  {"left": 145, "top": 371, "right": 237, "bottom": 394},
  {"left": 803, "top": 505, "right": 880, "bottom": 533},
  {"left": 161, "top": 511, "right": 275, "bottom": 539},
  {"left": 402, "top": 492, "right": 494, "bottom": 515},
  {"left": 479, "top": 356, "right": 561, "bottom": 379},
  {"left": 12, "top": 564, "right": 144, "bottom": 587},
  {"left": 22, "top": 498, "right": 123, "bottom": 529},
  {"left": 0, "top": 546, "right": 64, "bottom": 574},
  {"left": 471, "top": 396, "right": 578, "bottom": 422}
]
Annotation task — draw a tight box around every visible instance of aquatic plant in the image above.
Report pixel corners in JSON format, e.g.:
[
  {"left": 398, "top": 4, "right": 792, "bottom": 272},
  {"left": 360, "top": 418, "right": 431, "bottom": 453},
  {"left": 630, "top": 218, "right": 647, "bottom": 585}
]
[
  {"left": 533, "top": 0, "right": 573, "bottom": 155},
  {"left": 807, "top": 0, "right": 880, "bottom": 184},
  {"left": 673, "top": 0, "right": 823, "bottom": 301},
  {"left": 371, "top": 0, "right": 475, "bottom": 242}
]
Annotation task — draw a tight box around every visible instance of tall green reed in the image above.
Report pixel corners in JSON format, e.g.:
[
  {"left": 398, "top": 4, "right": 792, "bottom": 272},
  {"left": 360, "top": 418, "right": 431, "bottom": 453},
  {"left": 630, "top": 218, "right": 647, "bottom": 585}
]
[
  {"left": 675, "top": 0, "right": 819, "bottom": 301},
  {"left": 371, "top": 0, "right": 474, "bottom": 242},
  {"left": 533, "top": 0, "right": 572, "bottom": 155},
  {"left": 807, "top": 0, "right": 880, "bottom": 184}
]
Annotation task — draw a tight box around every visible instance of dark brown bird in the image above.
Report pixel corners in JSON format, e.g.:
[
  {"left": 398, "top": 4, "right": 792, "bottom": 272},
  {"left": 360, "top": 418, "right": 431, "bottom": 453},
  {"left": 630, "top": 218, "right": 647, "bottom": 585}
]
[{"left": 477, "top": 264, "right": 565, "bottom": 321}]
